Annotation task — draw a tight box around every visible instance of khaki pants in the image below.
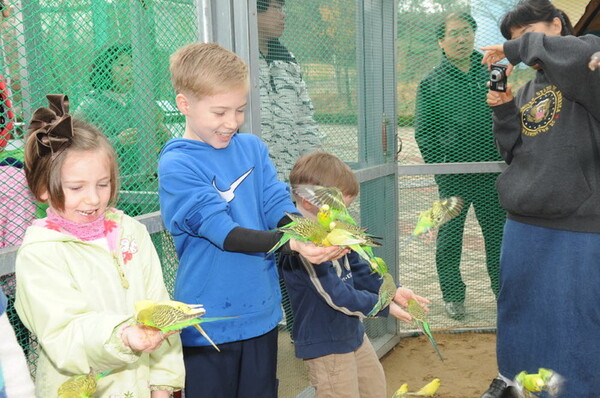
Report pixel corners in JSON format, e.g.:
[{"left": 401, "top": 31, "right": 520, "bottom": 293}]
[{"left": 304, "top": 335, "right": 386, "bottom": 398}]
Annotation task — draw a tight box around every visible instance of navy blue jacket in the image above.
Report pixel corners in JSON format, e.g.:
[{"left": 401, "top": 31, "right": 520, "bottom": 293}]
[{"left": 280, "top": 251, "right": 389, "bottom": 359}]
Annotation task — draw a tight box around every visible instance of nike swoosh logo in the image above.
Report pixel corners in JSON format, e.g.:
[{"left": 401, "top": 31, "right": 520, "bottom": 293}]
[{"left": 212, "top": 167, "right": 254, "bottom": 202}]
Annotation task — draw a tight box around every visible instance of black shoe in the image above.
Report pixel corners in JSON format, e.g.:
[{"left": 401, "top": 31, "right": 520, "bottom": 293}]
[
  {"left": 481, "top": 378, "right": 507, "bottom": 398},
  {"left": 445, "top": 301, "right": 465, "bottom": 320}
]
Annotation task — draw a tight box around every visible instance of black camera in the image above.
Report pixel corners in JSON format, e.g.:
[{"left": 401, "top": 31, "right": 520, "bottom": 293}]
[{"left": 489, "top": 64, "right": 507, "bottom": 92}]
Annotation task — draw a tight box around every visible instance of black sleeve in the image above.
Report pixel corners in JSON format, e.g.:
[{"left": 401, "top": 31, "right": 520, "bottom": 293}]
[{"left": 222, "top": 215, "right": 295, "bottom": 253}]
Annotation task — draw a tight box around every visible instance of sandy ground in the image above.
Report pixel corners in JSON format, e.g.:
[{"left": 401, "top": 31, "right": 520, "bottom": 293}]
[
  {"left": 382, "top": 332, "right": 498, "bottom": 398},
  {"left": 278, "top": 330, "right": 498, "bottom": 398}
]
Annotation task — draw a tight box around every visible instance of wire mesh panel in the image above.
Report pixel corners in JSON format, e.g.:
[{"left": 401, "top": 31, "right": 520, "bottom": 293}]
[
  {"left": 260, "top": 0, "right": 398, "bottom": 396},
  {"left": 0, "top": 0, "right": 197, "bottom": 380},
  {"left": 396, "top": 0, "right": 589, "bottom": 336}
]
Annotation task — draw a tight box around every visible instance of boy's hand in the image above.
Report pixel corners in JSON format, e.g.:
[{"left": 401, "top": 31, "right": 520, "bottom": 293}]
[
  {"left": 121, "top": 324, "right": 177, "bottom": 353},
  {"left": 393, "top": 287, "right": 430, "bottom": 309},
  {"left": 290, "top": 239, "right": 349, "bottom": 264},
  {"left": 388, "top": 302, "right": 412, "bottom": 324}
]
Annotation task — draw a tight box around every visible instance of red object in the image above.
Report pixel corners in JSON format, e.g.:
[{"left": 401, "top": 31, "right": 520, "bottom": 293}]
[
  {"left": 0, "top": 75, "right": 14, "bottom": 150},
  {"left": 173, "top": 391, "right": 182, "bottom": 398}
]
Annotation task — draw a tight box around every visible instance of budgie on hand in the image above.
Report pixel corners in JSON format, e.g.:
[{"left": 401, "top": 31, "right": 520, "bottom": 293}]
[
  {"left": 367, "top": 273, "right": 396, "bottom": 316},
  {"left": 135, "top": 299, "right": 231, "bottom": 352},
  {"left": 407, "top": 299, "right": 444, "bottom": 361},
  {"left": 514, "top": 368, "right": 564, "bottom": 397},
  {"left": 58, "top": 370, "right": 112, "bottom": 398},
  {"left": 412, "top": 196, "right": 464, "bottom": 236}
]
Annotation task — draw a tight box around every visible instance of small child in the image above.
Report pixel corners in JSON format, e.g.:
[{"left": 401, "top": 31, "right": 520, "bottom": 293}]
[
  {"left": 159, "top": 43, "right": 344, "bottom": 397},
  {"left": 14, "top": 94, "right": 184, "bottom": 397},
  {"left": 0, "top": 290, "right": 35, "bottom": 397},
  {"left": 281, "top": 151, "right": 430, "bottom": 398}
]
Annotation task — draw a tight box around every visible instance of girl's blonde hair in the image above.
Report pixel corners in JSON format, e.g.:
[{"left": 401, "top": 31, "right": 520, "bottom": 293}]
[{"left": 169, "top": 42, "right": 249, "bottom": 98}]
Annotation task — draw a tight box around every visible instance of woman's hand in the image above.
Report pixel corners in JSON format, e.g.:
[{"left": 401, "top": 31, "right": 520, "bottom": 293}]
[{"left": 486, "top": 85, "right": 514, "bottom": 107}]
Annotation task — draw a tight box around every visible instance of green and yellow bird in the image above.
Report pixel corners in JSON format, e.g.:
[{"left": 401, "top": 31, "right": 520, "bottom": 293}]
[
  {"left": 135, "top": 299, "right": 229, "bottom": 352},
  {"left": 412, "top": 197, "right": 465, "bottom": 236},
  {"left": 328, "top": 220, "right": 386, "bottom": 276},
  {"left": 367, "top": 273, "right": 396, "bottom": 316},
  {"left": 58, "top": 370, "right": 111, "bottom": 398},
  {"left": 392, "top": 383, "right": 409, "bottom": 398},
  {"left": 407, "top": 299, "right": 444, "bottom": 361},
  {"left": 514, "top": 368, "right": 563, "bottom": 397},
  {"left": 293, "top": 184, "right": 357, "bottom": 227}
]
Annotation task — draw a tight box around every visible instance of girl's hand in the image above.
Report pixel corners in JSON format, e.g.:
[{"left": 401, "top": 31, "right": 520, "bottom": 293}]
[
  {"left": 151, "top": 390, "right": 173, "bottom": 398},
  {"left": 290, "top": 239, "right": 349, "bottom": 264},
  {"left": 121, "top": 325, "right": 177, "bottom": 353},
  {"left": 486, "top": 85, "right": 514, "bottom": 107}
]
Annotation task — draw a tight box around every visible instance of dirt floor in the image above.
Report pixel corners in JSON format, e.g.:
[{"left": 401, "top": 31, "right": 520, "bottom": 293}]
[{"left": 382, "top": 332, "right": 498, "bottom": 398}]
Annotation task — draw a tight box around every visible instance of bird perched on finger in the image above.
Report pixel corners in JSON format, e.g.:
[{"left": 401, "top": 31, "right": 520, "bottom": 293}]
[
  {"left": 135, "top": 299, "right": 231, "bottom": 352},
  {"left": 407, "top": 299, "right": 444, "bottom": 361},
  {"left": 58, "top": 370, "right": 112, "bottom": 398},
  {"left": 412, "top": 197, "right": 464, "bottom": 236},
  {"left": 407, "top": 378, "right": 441, "bottom": 396},
  {"left": 368, "top": 273, "right": 396, "bottom": 316}
]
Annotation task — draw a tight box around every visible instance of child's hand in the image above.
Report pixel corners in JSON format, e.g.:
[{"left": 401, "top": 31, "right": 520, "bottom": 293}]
[
  {"left": 393, "top": 287, "right": 430, "bottom": 309},
  {"left": 151, "top": 390, "right": 173, "bottom": 398},
  {"left": 388, "top": 302, "right": 412, "bottom": 324},
  {"left": 121, "top": 324, "right": 177, "bottom": 353},
  {"left": 290, "top": 239, "right": 349, "bottom": 264}
]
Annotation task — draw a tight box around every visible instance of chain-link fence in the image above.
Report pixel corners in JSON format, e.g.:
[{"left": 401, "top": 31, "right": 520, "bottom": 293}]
[{"left": 0, "top": 0, "right": 595, "bottom": 397}]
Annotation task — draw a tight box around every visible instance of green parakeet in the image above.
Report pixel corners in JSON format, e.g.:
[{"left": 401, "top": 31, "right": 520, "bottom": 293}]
[
  {"left": 292, "top": 184, "right": 357, "bottom": 227},
  {"left": 407, "top": 299, "right": 444, "bottom": 361},
  {"left": 134, "top": 299, "right": 229, "bottom": 352},
  {"left": 58, "top": 370, "right": 111, "bottom": 398},
  {"left": 328, "top": 220, "right": 387, "bottom": 276},
  {"left": 367, "top": 273, "right": 396, "bottom": 316},
  {"left": 412, "top": 197, "right": 464, "bottom": 236},
  {"left": 268, "top": 213, "right": 332, "bottom": 253},
  {"left": 514, "top": 368, "right": 563, "bottom": 397}
]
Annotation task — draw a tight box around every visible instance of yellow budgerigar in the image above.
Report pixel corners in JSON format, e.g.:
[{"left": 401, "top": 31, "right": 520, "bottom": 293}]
[
  {"left": 392, "top": 383, "right": 409, "bottom": 398},
  {"left": 135, "top": 299, "right": 230, "bottom": 352},
  {"left": 514, "top": 368, "right": 564, "bottom": 397},
  {"left": 58, "top": 370, "right": 112, "bottom": 398},
  {"left": 407, "top": 378, "right": 441, "bottom": 396}
]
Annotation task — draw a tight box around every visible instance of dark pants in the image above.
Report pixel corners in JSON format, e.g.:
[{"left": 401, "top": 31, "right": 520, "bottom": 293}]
[
  {"left": 497, "top": 220, "right": 600, "bottom": 397},
  {"left": 434, "top": 173, "right": 505, "bottom": 302},
  {"left": 183, "top": 327, "right": 279, "bottom": 398}
]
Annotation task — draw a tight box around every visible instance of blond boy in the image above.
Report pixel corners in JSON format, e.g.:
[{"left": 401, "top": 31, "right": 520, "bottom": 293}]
[{"left": 159, "top": 43, "right": 344, "bottom": 398}]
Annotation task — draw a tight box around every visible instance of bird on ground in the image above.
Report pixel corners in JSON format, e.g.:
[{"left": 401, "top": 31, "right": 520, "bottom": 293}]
[
  {"left": 135, "top": 299, "right": 230, "bottom": 352},
  {"left": 58, "top": 370, "right": 111, "bottom": 398},
  {"left": 407, "top": 378, "right": 441, "bottom": 396},
  {"left": 392, "top": 383, "right": 409, "bottom": 397},
  {"left": 407, "top": 299, "right": 444, "bottom": 361}
]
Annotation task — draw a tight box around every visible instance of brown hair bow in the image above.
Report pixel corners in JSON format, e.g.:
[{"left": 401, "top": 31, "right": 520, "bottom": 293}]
[{"left": 29, "top": 94, "right": 73, "bottom": 157}]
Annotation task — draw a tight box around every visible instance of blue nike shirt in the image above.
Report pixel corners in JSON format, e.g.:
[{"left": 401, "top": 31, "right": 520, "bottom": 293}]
[{"left": 158, "top": 133, "right": 297, "bottom": 346}]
